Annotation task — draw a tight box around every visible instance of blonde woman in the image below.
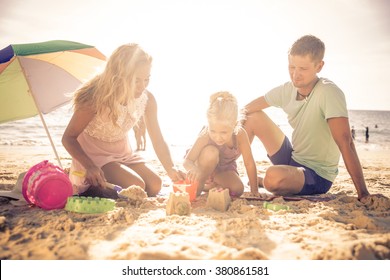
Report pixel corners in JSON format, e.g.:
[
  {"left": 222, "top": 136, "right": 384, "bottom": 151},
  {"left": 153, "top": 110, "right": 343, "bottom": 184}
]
[
  {"left": 62, "top": 44, "right": 184, "bottom": 198},
  {"left": 183, "top": 91, "right": 260, "bottom": 197}
]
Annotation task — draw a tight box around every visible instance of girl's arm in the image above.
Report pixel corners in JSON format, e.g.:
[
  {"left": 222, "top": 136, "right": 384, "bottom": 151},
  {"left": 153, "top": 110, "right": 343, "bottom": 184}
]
[
  {"left": 62, "top": 107, "right": 106, "bottom": 187},
  {"left": 144, "top": 91, "right": 185, "bottom": 181},
  {"left": 236, "top": 127, "right": 259, "bottom": 195},
  {"left": 183, "top": 131, "right": 209, "bottom": 182}
]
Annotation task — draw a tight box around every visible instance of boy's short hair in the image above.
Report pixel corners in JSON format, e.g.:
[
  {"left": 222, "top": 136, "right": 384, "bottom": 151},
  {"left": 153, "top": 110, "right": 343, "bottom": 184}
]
[{"left": 289, "top": 35, "right": 325, "bottom": 63}]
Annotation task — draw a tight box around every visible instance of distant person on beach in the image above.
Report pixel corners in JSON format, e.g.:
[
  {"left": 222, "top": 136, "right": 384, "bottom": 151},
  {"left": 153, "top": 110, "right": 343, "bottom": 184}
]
[
  {"left": 134, "top": 116, "right": 146, "bottom": 151},
  {"left": 243, "top": 35, "right": 376, "bottom": 203},
  {"left": 351, "top": 126, "right": 356, "bottom": 140},
  {"left": 62, "top": 43, "right": 185, "bottom": 198},
  {"left": 365, "top": 126, "right": 369, "bottom": 143},
  {"left": 183, "top": 91, "right": 261, "bottom": 197}
]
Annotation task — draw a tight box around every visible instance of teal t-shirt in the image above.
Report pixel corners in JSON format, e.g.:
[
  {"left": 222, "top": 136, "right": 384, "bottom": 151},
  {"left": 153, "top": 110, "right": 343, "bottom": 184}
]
[{"left": 264, "top": 78, "right": 348, "bottom": 182}]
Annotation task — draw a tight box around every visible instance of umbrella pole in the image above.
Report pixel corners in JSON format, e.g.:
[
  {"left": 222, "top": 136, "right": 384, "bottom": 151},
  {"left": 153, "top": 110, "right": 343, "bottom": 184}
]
[
  {"left": 17, "top": 57, "right": 63, "bottom": 169},
  {"left": 37, "top": 111, "right": 63, "bottom": 169}
]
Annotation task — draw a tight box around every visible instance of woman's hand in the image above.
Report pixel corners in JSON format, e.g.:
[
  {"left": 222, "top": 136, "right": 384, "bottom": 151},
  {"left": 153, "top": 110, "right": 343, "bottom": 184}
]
[
  {"left": 84, "top": 166, "right": 106, "bottom": 187},
  {"left": 167, "top": 167, "right": 186, "bottom": 182}
]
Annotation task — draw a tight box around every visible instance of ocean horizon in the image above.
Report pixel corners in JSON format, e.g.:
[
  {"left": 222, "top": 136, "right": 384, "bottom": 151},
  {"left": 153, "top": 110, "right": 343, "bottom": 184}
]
[{"left": 1, "top": 106, "right": 389, "bottom": 165}]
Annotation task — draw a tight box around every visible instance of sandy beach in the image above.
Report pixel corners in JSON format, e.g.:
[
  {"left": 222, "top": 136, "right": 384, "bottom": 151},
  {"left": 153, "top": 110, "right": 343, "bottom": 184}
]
[{"left": 0, "top": 143, "right": 389, "bottom": 260}]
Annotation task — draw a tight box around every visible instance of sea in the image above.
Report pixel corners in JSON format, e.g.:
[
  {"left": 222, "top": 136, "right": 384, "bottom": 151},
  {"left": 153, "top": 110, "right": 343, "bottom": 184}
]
[{"left": 0, "top": 105, "right": 389, "bottom": 165}]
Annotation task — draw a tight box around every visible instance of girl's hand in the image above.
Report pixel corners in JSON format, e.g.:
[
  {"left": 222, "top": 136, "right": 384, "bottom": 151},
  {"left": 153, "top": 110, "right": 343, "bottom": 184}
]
[
  {"left": 251, "top": 189, "right": 268, "bottom": 199},
  {"left": 186, "top": 167, "right": 202, "bottom": 182}
]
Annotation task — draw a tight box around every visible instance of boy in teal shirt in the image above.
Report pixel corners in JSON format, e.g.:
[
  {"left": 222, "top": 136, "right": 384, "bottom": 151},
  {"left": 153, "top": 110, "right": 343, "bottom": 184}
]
[{"left": 244, "top": 35, "right": 373, "bottom": 203}]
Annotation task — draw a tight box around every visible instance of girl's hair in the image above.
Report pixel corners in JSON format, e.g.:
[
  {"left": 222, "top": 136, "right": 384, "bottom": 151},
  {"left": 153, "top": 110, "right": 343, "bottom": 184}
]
[
  {"left": 207, "top": 91, "right": 241, "bottom": 133},
  {"left": 73, "top": 43, "right": 152, "bottom": 125},
  {"left": 289, "top": 35, "right": 325, "bottom": 63}
]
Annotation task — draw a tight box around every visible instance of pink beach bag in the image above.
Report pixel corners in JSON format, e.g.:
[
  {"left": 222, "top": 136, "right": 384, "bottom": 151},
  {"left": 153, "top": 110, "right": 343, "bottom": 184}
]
[{"left": 22, "top": 160, "right": 73, "bottom": 210}]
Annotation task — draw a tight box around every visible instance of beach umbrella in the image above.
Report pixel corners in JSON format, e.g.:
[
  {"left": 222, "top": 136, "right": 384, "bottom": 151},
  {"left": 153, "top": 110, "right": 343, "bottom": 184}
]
[{"left": 0, "top": 40, "right": 106, "bottom": 168}]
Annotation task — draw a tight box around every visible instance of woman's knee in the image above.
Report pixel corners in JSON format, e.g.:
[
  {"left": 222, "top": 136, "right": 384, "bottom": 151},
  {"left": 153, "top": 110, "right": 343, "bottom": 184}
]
[
  {"left": 124, "top": 174, "right": 161, "bottom": 197},
  {"left": 129, "top": 177, "right": 146, "bottom": 189},
  {"left": 145, "top": 174, "right": 162, "bottom": 197},
  {"left": 103, "top": 162, "right": 145, "bottom": 188}
]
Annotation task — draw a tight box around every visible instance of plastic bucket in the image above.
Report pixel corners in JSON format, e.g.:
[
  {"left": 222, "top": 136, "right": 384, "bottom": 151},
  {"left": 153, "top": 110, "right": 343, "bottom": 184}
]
[
  {"left": 22, "top": 160, "right": 73, "bottom": 210},
  {"left": 173, "top": 179, "right": 198, "bottom": 202}
]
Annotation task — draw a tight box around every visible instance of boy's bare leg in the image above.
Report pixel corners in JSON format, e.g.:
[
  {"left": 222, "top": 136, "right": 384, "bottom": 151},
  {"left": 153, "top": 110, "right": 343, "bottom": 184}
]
[{"left": 244, "top": 111, "right": 285, "bottom": 156}]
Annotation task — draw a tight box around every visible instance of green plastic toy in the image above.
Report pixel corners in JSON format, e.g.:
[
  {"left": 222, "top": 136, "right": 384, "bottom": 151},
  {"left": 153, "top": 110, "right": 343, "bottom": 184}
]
[
  {"left": 65, "top": 196, "right": 115, "bottom": 213},
  {"left": 263, "top": 201, "right": 290, "bottom": 211}
]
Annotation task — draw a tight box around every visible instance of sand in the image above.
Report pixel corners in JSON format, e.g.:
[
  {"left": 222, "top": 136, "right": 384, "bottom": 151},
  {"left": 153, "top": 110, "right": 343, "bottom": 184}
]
[{"left": 0, "top": 144, "right": 389, "bottom": 260}]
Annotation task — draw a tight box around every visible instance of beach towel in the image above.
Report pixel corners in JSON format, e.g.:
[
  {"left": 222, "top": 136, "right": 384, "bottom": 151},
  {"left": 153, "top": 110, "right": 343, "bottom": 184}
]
[
  {"left": 242, "top": 194, "right": 336, "bottom": 202},
  {"left": 0, "top": 172, "right": 28, "bottom": 205}
]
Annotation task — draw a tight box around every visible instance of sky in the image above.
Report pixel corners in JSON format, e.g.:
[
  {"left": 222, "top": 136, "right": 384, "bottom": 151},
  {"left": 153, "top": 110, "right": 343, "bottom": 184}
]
[{"left": 1, "top": 0, "right": 390, "bottom": 127}]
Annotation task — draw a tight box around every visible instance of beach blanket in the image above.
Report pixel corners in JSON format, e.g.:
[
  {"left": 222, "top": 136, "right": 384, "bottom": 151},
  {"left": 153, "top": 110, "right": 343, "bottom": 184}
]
[
  {"left": 158, "top": 183, "right": 336, "bottom": 202},
  {"left": 242, "top": 194, "right": 336, "bottom": 202}
]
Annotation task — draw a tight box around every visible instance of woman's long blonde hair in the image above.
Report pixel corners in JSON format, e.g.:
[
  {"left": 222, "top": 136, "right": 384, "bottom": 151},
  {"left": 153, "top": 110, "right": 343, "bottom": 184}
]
[
  {"left": 207, "top": 91, "right": 241, "bottom": 134},
  {"left": 73, "top": 44, "right": 152, "bottom": 125}
]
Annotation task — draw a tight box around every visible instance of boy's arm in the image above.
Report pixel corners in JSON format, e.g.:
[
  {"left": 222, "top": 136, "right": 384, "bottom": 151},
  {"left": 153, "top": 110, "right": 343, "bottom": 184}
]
[
  {"left": 327, "top": 117, "right": 370, "bottom": 200},
  {"left": 244, "top": 96, "right": 270, "bottom": 115}
]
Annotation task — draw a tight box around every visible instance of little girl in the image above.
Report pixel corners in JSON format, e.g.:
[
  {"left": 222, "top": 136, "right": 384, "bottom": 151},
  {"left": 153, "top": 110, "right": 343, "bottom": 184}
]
[{"left": 183, "top": 91, "right": 260, "bottom": 197}]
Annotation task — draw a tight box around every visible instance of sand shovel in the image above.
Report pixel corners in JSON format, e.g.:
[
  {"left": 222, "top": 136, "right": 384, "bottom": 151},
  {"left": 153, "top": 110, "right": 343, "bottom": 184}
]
[
  {"left": 71, "top": 171, "right": 126, "bottom": 198},
  {"left": 104, "top": 182, "right": 127, "bottom": 199}
]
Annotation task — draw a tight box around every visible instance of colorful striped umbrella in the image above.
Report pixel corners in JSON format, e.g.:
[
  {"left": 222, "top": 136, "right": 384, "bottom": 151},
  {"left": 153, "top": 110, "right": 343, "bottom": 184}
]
[{"left": 0, "top": 40, "right": 106, "bottom": 167}]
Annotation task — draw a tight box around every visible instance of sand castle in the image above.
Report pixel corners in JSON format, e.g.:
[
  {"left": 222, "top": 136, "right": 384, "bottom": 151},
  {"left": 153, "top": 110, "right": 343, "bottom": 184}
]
[
  {"left": 206, "top": 187, "right": 231, "bottom": 211},
  {"left": 166, "top": 192, "right": 191, "bottom": 216},
  {"left": 118, "top": 185, "right": 147, "bottom": 206}
]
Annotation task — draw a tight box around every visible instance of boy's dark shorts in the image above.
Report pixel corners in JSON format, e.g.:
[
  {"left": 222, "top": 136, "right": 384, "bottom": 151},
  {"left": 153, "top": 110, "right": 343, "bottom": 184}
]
[{"left": 268, "top": 136, "right": 332, "bottom": 195}]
